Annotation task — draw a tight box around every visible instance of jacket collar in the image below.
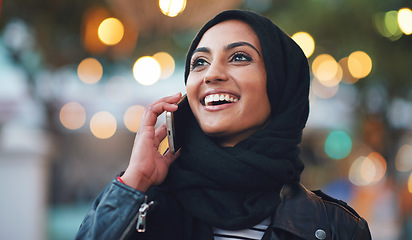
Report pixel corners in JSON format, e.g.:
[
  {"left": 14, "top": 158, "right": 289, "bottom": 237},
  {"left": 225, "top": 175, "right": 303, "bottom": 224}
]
[{"left": 269, "top": 182, "right": 332, "bottom": 240}]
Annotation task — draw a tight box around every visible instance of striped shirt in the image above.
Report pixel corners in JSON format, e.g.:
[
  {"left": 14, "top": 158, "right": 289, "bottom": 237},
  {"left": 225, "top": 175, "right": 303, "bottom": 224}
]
[{"left": 213, "top": 218, "right": 270, "bottom": 240}]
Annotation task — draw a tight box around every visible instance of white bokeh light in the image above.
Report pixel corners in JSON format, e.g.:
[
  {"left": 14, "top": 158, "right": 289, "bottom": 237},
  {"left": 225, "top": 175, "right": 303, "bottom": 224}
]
[{"left": 133, "top": 56, "right": 161, "bottom": 86}]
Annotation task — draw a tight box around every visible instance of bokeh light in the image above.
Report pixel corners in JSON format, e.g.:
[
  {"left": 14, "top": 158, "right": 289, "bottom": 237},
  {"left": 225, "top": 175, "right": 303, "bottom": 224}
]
[
  {"left": 374, "top": 11, "right": 403, "bottom": 41},
  {"left": 59, "top": 102, "right": 86, "bottom": 130},
  {"left": 366, "top": 152, "right": 387, "bottom": 183},
  {"left": 77, "top": 58, "right": 103, "bottom": 84},
  {"left": 98, "top": 18, "right": 124, "bottom": 46},
  {"left": 348, "top": 51, "right": 372, "bottom": 79},
  {"left": 349, "top": 152, "right": 387, "bottom": 186},
  {"left": 385, "top": 11, "right": 401, "bottom": 36},
  {"left": 291, "top": 32, "right": 315, "bottom": 58},
  {"left": 153, "top": 52, "right": 175, "bottom": 79},
  {"left": 159, "top": 0, "right": 187, "bottom": 17},
  {"left": 349, "top": 156, "right": 375, "bottom": 186},
  {"left": 395, "top": 144, "right": 412, "bottom": 172},
  {"left": 324, "top": 131, "right": 352, "bottom": 159},
  {"left": 123, "top": 105, "right": 145, "bottom": 133},
  {"left": 312, "top": 54, "right": 342, "bottom": 86},
  {"left": 398, "top": 8, "right": 412, "bottom": 35},
  {"left": 133, "top": 56, "right": 161, "bottom": 86},
  {"left": 90, "top": 111, "right": 117, "bottom": 139}
]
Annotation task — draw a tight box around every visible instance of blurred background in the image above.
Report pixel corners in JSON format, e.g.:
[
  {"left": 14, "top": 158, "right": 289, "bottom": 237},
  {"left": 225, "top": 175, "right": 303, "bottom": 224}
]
[{"left": 0, "top": 0, "right": 411, "bottom": 239}]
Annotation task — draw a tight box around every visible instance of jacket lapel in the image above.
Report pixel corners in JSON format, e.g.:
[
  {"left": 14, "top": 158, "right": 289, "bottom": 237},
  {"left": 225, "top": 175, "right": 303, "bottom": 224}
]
[{"left": 269, "top": 182, "right": 332, "bottom": 240}]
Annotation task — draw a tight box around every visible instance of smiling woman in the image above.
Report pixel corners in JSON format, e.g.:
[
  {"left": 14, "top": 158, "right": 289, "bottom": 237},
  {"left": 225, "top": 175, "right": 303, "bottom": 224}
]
[
  {"left": 186, "top": 20, "right": 270, "bottom": 147},
  {"left": 75, "top": 10, "right": 371, "bottom": 240}
]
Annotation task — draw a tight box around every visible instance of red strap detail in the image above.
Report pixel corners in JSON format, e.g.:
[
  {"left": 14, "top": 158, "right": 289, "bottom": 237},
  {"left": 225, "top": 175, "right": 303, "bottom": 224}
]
[{"left": 117, "top": 176, "right": 125, "bottom": 184}]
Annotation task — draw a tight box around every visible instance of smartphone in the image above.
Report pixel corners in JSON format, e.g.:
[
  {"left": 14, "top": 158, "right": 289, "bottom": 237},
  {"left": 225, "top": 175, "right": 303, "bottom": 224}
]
[{"left": 166, "top": 94, "right": 190, "bottom": 154}]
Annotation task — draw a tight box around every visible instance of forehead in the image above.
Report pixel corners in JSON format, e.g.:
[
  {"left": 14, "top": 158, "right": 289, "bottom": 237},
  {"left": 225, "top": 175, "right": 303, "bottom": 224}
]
[{"left": 197, "top": 20, "right": 260, "bottom": 49}]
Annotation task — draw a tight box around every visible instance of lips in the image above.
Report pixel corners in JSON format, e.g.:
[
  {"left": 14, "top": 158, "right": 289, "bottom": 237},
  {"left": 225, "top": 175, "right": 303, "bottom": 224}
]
[{"left": 203, "top": 93, "right": 239, "bottom": 106}]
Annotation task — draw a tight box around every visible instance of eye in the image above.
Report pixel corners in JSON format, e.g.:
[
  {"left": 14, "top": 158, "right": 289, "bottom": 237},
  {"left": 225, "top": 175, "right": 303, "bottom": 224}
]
[
  {"left": 231, "top": 52, "right": 252, "bottom": 62},
  {"left": 191, "top": 57, "right": 209, "bottom": 70}
]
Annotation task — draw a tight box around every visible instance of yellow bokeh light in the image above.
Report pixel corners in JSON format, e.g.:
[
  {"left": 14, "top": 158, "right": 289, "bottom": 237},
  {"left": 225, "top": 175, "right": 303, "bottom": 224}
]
[
  {"left": 133, "top": 56, "right": 161, "bottom": 86},
  {"left": 124, "top": 105, "right": 145, "bottom": 133},
  {"left": 59, "top": 102, "right": 86, "bottom": 130},
  {"left": 153, "top": 52, "right": 175, "bottom": 79},
  {"left": 398, "top": 8, "right": 412, "bottom": 35},
  {"left": 348, "top": 51, "right": 372, "bottom": 79},
  {"left": 77, "top": 58, "right": 103, "bottom": 84},
  {"left": 321, "top": 63, "right": 342, "bottom": 87},
  {"left": 98, "top": 18, "right": 124, "bottom": 46},
  {"left": 159, "top": 0, "right": 187, "bottom": 17},
  {"left": 90, "top": 111, "right": 117, "bottom": 139},
  {"left": 291, "top": 32, "right": 315, "bottom": 58},
  {"left": 312, "top": 54, "right": 342, "bottom": 86},
  {"left": 395, "top": 144, "right": 412, "bottom": 172}
]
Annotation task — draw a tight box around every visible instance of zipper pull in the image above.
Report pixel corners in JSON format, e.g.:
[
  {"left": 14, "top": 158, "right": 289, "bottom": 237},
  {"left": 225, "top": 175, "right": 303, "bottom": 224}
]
[{"left": 136, "top": 196, "right": 155, "bottom": 232}]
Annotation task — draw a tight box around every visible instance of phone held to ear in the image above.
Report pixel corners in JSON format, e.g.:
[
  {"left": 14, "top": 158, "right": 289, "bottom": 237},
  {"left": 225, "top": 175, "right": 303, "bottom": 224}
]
[{"left": 166, "top": 94, "right": 190, "bottom": 154}]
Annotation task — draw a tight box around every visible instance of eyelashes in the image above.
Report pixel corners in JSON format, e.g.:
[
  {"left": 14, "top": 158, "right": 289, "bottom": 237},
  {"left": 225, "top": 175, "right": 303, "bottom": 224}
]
[
  {"left": 231, "top": 52, "right": 252, "bottom": 62},
  {"left": 190, "top": 52, "right": 253, "bottom": 71},
  {"left": 190, "top": 57, "right": 208, "bottom": 70}
]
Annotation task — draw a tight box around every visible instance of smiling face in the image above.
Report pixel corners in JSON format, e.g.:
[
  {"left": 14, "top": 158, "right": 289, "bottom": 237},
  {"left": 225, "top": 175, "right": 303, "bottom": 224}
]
[{"left": 186, "top": 20, "right": 271, "bottom": 147}]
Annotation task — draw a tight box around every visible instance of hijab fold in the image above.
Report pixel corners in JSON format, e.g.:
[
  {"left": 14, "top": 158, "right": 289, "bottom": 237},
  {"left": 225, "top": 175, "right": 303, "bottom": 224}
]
[{"left": 159, "top": 10, "right": 310, "bottom": 233}]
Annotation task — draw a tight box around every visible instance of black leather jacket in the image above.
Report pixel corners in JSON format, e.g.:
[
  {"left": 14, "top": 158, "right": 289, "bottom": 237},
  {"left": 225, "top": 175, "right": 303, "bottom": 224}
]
[{"left": 76, "top": 179, "right": 371, "bottom": 240}]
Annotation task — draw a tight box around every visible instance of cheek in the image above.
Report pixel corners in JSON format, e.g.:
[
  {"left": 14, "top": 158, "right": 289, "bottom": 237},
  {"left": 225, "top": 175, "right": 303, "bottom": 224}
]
[
  {"left": 186, "top": 73, "right": 202, "bottom": 93},
  {"left": 243, "top": 72, "right": 270, "bottom": 115},
  {"left": 185, "top": 77, "right": 201, "bottom": 116}
]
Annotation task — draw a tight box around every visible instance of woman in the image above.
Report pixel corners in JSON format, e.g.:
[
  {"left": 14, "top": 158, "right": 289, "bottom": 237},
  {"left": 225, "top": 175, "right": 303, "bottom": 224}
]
[{"left": 76, "top": 10, "right": 371, "bottom": 240}]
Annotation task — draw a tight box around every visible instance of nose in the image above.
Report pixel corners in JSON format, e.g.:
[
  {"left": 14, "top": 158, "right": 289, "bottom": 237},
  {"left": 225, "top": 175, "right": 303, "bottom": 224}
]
[{"left": 203, "top": 60, "right": 228, "bottom": 84}]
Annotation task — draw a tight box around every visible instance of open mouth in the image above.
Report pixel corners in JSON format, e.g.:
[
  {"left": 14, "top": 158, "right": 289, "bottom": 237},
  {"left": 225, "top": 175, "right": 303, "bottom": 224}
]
[{"left": 203, "top": 93, "right": 239, "bottom": 106}]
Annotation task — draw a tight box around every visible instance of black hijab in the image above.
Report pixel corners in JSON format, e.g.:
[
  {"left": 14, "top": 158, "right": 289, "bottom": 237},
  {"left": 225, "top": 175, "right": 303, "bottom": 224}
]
[{"left": 159, "top": 9, "right": 310, "bottom": 235}]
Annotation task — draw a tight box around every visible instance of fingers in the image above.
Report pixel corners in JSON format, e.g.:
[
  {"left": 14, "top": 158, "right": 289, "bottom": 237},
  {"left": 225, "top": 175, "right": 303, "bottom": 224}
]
[
  {"left": 155, "top": 124, "right": 179, "bottom": 165},
  {"left": 139, "top": 93, "right": 182, "bottom": 133},
  {"left": 154, "top": 123, "right": 168, "bottom": 147},
  {"left": 163, "top": 147, "right": 180, "bottom": 166},
  {"left": 156, "top": 123, "right": 168, "bottom": 140},
  {"left": 151, "top": 92, "right": 182, "bottom": 106}
]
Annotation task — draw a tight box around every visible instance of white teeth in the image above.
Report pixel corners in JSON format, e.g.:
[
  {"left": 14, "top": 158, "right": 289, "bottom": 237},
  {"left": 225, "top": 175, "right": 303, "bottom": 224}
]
[{"left": 204, "top": 93, "right": 239, "bottom": 106}]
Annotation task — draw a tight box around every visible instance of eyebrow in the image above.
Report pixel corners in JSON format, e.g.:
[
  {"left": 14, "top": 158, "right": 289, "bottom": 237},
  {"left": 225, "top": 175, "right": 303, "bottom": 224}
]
[
  {"left": 192, "top": 46, "right": 210, "bottom": 55},
  {"left": 225, "top": 41, "right": 261, "bottom": 57},
  {"left": 191, "top": 41, "right": 261, "bottom": 57}
]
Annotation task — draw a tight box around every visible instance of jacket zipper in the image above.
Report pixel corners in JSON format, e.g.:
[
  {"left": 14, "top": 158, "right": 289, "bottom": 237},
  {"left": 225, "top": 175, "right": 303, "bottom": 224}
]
[
  {"left": 118, "top": 196, "right": 155, "bottom": 240},
  {"left": 136, "top": 196, "right": 155, "bottom": 232}
]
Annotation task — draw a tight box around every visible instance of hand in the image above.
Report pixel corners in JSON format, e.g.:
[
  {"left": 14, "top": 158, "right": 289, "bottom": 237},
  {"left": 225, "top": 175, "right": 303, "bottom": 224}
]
[{"left": 121, "top": 93, "right": 182, "bottom": 192}]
